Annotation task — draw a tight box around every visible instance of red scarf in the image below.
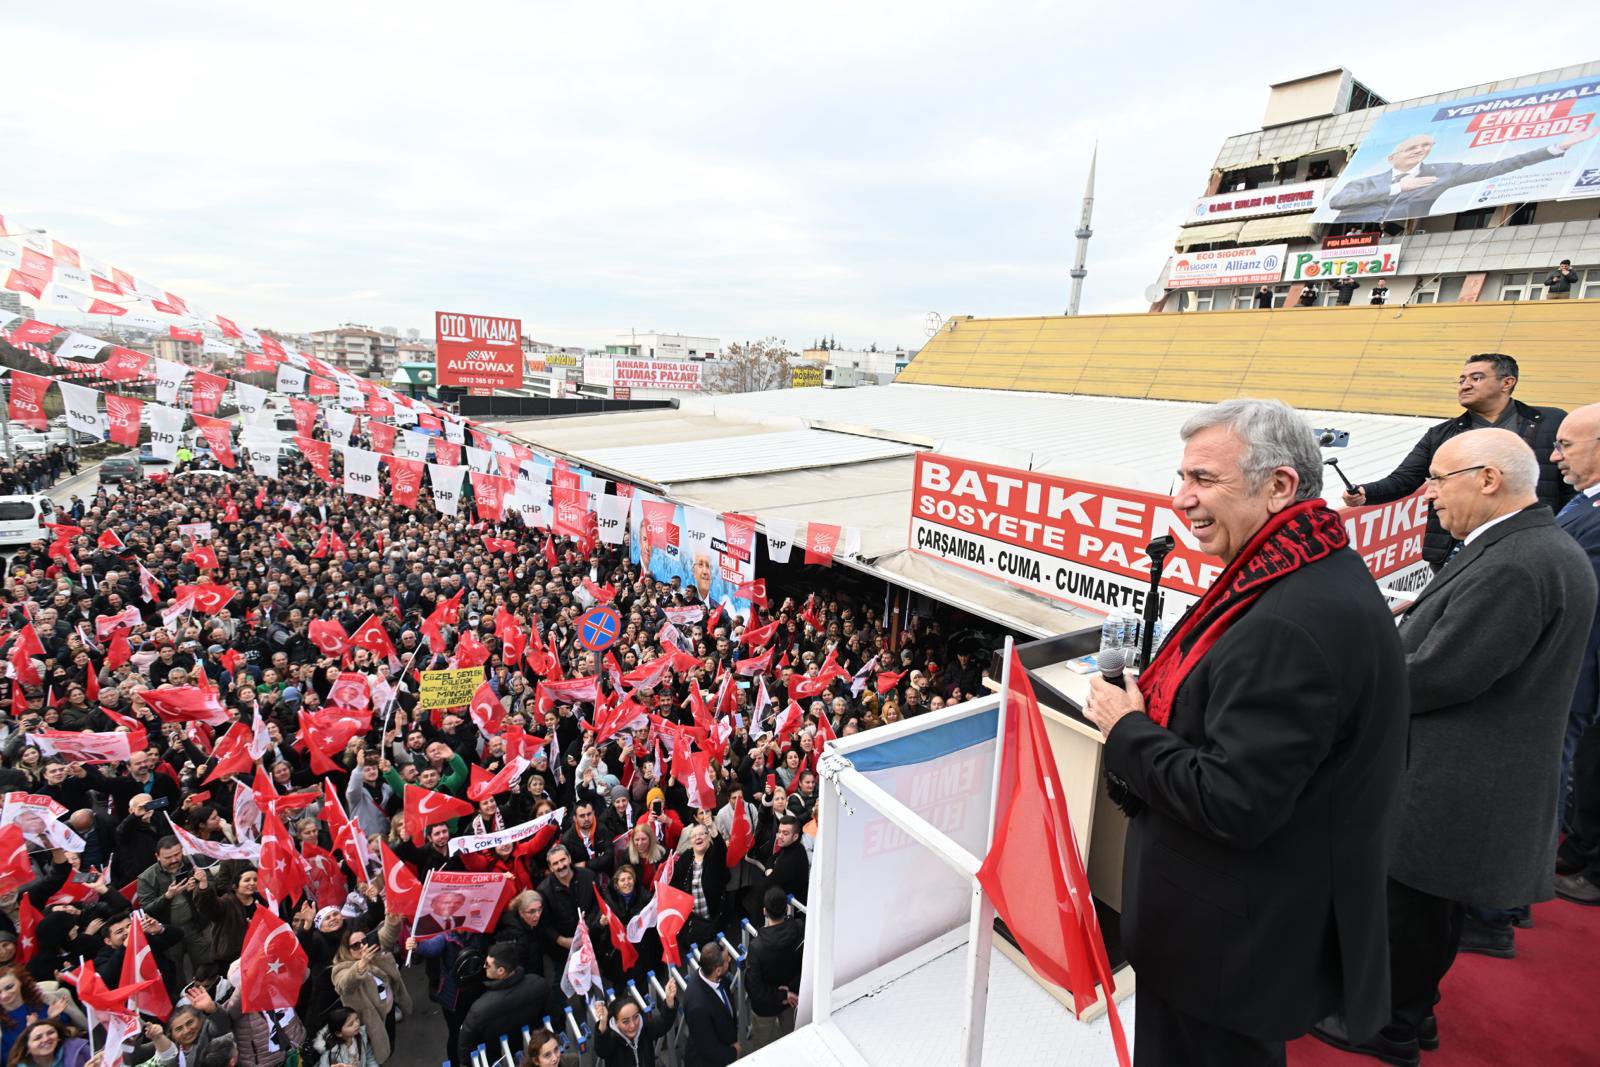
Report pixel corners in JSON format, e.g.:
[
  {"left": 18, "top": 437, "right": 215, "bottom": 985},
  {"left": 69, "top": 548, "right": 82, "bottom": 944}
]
[{"left": 1137, "top": 500, "right": 1348, "bottom": 728}]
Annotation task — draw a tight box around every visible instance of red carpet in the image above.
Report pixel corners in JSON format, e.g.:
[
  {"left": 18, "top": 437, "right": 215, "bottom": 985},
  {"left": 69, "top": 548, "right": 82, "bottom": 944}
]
[{"left": 1288, "top": 898, "right": 1597, "bottom": 1066}]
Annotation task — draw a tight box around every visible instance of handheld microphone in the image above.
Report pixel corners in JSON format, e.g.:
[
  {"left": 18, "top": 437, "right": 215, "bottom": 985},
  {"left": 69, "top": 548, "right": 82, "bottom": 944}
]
[{"left": 1098, "top": 647, "right": 1127, "bottom": 687}]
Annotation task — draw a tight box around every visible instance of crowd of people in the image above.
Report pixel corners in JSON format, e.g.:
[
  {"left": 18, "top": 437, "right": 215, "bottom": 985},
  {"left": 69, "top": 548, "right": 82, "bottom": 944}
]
[
  {"left": 0, "top": 432, "right": 996, "bottom": 1067},
  {"left": 0, "top": 444, "right": 81, "bottom": 496}
]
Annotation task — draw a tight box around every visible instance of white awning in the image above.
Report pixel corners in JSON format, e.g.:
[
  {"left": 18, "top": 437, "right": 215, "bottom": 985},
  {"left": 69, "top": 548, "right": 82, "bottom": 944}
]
[
  {"left": 1175, "top": 220, "right": 1244, "bottom": 249},
  {"left": 1238, "top": 211, "right": 1320, "bottom": 244}
]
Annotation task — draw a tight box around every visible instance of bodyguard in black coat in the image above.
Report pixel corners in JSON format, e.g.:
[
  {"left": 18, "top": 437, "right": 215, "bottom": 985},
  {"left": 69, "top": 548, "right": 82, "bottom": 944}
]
[
  {"left": 1087, "top": 400, "right": 1407, "bottom": 1065},
  {"left": 1347, "top": 353, "right": 1569, "bottom": 564},
  {"left": 681, "top": 943, "right": 739, "bottom": 1067}
]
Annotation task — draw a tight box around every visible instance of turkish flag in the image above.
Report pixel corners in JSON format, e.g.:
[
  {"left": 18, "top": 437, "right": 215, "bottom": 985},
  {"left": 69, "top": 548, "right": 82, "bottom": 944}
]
[
  {"left": 141, "top": 685, "right": 230, "bottom": 725},
  {"left": 173, "top": 581, "right": 235, "bottom": 614},
  {"left": 468, "top": 681, "right": 505, "bottom": 735},
  {"left": 726, "top": 798, "right": 754, "bottom": 869},
  {"left": 322, "top": 781, "right": 371, "bottom": 884},
  {"left": 121, "top": 912, "right": 174, "bottom": 1018},
  {"left": 61, "top": 958, "right": 155, "bottom": 1014},
  {"left": 774, "top": 701, "right": 804, "bottom": 747},
  {"left": 0, "top": 829, "right": 35, "bottom": 896},
  {"left": 380, "top": 841, "right": 422, "bottom": 919},
  {"left": 202, "top": 723, "right": 255, "bottom": 783},
  {"left": 542, "top": 535, "right": 560, "bottom": 571},
  {"left": 308, "top": 618, "right": 349, "bottom": 656},
  {"left": 594, "top": 885, "right": 638, "bottom": 971},
  {"left": 239, "top": 906, "right": 309, "bottom": 1013},
  {"left": 296, "top": 711, "right": 342, "bottom": 775},
  {"left": 466, "top": 754, "right": 528, "bottom": 801},
  {"left": 258, "top": 809, "right": 308, "bottom": 905},
  {"left": 350, "top": 614, "right": 398, "bottom": 660},
  {"left": 814, "top": 708, "right": 836, "bottom": 754},
  {"left": 404, "top": 784, "right": 474, "bottom": 845},
  {"left": 105, "top": 632, "right": 132, "bottom": 671},
  {"left": 454, "top": 630, "right": 490, "bottom": 669},
  {"left": 15, "top": 896, "right": 41, "bottom": 965},
  {"left": 184, "top": 542, "right": 220, "bottom": 570},
  {"left": 105, "top": 393, "right": 143, "bottom": 447},
  {"left": 740, "top": 619, "right": 779, "bottom": 649},
  {"left": 654, "top": 882, "right": 695, "bottom": 967},
  {"left": 734, "top": 647, "right": 774, "bottom": 677},
  {"left": 976, "top": 648, "right": 1130, "bottom": 1067},
  {"left": 482, "top": 534, "right": 517, "bottom": 553},
  {"left": 734, "top": 577, "right": 769, "bottom": 607},
  {"left": 96, "top": 528, "right": 125, "bottom": 550},
  {"left": 877, "top": 670, "right": 908, "bottom": 694}
]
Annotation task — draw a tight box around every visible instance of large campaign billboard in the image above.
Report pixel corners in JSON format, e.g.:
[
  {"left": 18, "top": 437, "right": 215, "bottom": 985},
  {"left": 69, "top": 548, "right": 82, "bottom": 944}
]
[
  {"left": 1314, "top": 75, "right": 1600, "bottom": 225},
  {"left": 908, "top": 454, "right": 1429, "bottom": 623},
  {"left": 435, "top": 311, "right": 523, "bottom": 390}
]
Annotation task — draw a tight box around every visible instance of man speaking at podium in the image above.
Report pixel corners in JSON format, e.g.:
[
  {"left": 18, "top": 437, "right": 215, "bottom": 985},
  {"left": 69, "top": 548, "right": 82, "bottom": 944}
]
[{"left": 1085, "top": 399, "right": 1407, "bottom": 1066}]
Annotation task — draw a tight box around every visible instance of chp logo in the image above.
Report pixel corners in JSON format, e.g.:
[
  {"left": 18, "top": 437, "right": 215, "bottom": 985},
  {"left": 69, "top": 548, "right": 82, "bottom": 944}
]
[
  {"left": 393, "top": 465, "right": 422, "bottom": 495},
  {"left": 557, "top": 500, "right": 584, "bottom": 527}
]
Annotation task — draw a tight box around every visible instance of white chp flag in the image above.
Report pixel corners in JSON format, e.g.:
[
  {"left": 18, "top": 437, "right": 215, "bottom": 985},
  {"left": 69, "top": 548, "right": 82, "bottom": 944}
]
[
  {"left": 513, "top": 479, "right": 550, "bottom": 529},
  {"left": 428, "top": 463, "right": 466, "bottom": 517},
  {"left": 465, "top": 445, "right": 493, "bottom": 474},
  {"left": 325, "top": 407, "right": 357, "bottom": 447},
  {"left": 402, "top": 429, "right": 432, "bottom": 461},
  {"left": 55, "top": 380, "right": 106, "bottom": 440},
  {"left": 276, "top": 364, "right": 308, "bottom": 394},
  {"left": 146, "top": 402, "right": 185, "bottom": 461},
  {"left": 443, "top": 418, "right": 465, "bottom": 444},
  {"left": 764, "top": 516, "right": 798, "bottom": 564},
  {"left": 559, "top": 912, "right": 601, "bottom": 998},
  {"left": 250, "top": 451, "right": 279, "bottom": 480},
  {"left": 343, "top": 445, "right": 382, "bottom": 499},
  {"left": 339, "top": 381, "right": 363, "bottom": 409},
  {"left": 154, "top": 358, "right": 191, "bottom": 405},
  {"left": 595, "top": 494, "right": 629, "bottom": 545},
  {"left": 233, "top": 381, "right": 268, "bottom": 416},
  {"left": 56, "top": 332, "right": 107, "bottom": 361}
]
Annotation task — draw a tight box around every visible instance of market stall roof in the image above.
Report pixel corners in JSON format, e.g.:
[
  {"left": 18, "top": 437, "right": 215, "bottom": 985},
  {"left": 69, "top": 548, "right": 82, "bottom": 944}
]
[{"left": 488, "top": 384, "right": 1435, "bottom": 637}]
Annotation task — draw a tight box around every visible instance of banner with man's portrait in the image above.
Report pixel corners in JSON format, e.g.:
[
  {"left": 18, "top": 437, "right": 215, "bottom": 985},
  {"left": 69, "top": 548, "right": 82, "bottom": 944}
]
[{"left": 1314, "top": 75, "right": 1600, "bottom": 225}]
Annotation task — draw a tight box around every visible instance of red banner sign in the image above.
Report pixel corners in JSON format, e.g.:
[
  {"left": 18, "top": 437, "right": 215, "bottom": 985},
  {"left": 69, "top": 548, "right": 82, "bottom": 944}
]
[{"left": 435, "top": 311, "right": 522, "bottom": 390}]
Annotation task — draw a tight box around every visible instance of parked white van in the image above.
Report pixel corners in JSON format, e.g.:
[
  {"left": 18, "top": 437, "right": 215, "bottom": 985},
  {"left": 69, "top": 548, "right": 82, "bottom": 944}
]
[{"left": 0, "top": 494, "right": 58, "bottom": 547}]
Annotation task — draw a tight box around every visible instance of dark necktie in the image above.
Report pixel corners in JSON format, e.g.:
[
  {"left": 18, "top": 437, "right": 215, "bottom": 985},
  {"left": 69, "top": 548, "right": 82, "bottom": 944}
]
[{"left": 1559, "top": 495, "right": 1587, "bottom": 519}]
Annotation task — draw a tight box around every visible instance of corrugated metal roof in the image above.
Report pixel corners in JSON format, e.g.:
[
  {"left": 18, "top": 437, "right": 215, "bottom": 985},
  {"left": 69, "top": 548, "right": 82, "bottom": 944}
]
[
  {"left": 572, "top": 429, "right": 916, "bottom": 484},
  {"left": 678, "top": 384, "right": 1435, "bottom": 492}
]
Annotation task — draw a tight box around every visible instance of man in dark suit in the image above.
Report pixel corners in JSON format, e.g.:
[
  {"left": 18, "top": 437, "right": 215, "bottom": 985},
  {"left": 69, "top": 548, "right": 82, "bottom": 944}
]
[
  {"left": 1087, "top": 398, "right": 1407, "bottom": 1066},
  {"left": 1340, "top": 429, "right": 1595, "bottom": 1065},
  {"left": 1551, "top": 404, "right": 1600, "bottom": 903},
  {"left": 1343, "top": 353, "right": 1570, "bottom": 568},
  {"left": 1326, "top": 127, "right": 1597, "bottom": 223},
  {"left": 682, "top": 942, "right": 739, "bottom": 1066}
]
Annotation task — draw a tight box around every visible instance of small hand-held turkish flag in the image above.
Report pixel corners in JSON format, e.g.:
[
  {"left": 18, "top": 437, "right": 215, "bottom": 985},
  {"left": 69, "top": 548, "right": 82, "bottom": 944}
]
[
  {"left": 725, "top": 798, "right": 753, "bottom": 869},
  {"left": 976, "top": 648, "right": 1130, "bottom": 1067},
  {"left": 258, "top": 808, "right": 307, "bottom": 906},
  {"left": 15, "top": 897, "right": 41, "bottom": 964},
  {"left": 403, "top": 784, "right": 474, "bottom": 845},
  {"left": 380, "top": 841, "right": 423, "bottom": 918},
  {"left": 654, "top": 882, "right": 695, "bottom": 967},
  {"left": 120, "top": 911, "right": 174, "bottom": 1018},
  {"left": 239, "top": 906, "right": 309, "bottom": 1012},
  {"left": 593, "top": 885, "right": 638, "bottom": 970},
  {"left": 308, "top": 618, "right": 350, "bottom": 657}
]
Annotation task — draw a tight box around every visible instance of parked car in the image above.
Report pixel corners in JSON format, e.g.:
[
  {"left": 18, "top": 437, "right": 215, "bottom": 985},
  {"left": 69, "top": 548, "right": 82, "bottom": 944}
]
[
  {"left": 0, "top": 494, "right": 58, "bottom": 547},
  {"left": 99, "top": 453, "right": 143, "bottom": 483}
]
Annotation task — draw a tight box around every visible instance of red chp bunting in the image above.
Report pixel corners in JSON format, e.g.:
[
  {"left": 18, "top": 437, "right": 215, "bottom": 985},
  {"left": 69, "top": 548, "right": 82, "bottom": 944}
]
[
  {"left": 804, "top": 522, "right": 842, "bottom": 566},
  {"left": 7, "top": 370, "right": 50, "bottom": 430},
  {"left": 192, "top": 414, "right": 236, "bottom": 468},
  {"left": 387, "top": 457, "right": 425, "bottom": 508},
  {"left": 105, "top": 394, "right": 143, "bottom": 447}
]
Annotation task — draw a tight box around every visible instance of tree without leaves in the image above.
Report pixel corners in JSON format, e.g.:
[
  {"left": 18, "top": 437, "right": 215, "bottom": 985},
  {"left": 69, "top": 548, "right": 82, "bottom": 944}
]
[{"left": 703, "top": 337, "right": 796, "bottom": 394}]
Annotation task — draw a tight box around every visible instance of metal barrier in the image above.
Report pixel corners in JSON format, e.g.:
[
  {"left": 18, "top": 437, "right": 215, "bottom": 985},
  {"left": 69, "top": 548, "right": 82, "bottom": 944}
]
[{"left": 451, "top": 896, "right": 808, "bottom": 1067}]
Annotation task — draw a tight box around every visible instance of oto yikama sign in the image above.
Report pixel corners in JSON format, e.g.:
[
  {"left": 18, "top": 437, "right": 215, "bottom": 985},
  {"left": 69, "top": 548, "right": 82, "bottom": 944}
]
[
  {"left": 908, "top": 455, "right": 1430, "bottom": 621},
  {"left": 418, "top": 666, "right": 484, "bottom": 710},
  {"left": 435, "top": 311, "right": 522, "bottom": 390}
]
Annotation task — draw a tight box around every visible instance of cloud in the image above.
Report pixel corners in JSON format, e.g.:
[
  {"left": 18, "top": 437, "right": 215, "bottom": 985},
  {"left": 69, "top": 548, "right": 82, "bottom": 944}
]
[{"left": 4, "top": 2, "right": 1598, "bottom": 352}]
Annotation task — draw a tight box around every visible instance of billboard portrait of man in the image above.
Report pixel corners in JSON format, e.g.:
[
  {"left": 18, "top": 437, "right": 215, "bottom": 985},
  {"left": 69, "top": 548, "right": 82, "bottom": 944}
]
[
  {"left": 1317, "top": 74, "right": 1600, "bottom": 225},
  {"left": 414, "top": 888, "right": 488, "bottom": 935}
]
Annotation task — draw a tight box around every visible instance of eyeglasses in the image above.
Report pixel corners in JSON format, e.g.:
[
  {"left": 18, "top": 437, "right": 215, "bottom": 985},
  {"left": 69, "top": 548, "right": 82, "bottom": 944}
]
[
  {"left": 1551, "top": 438, "right": 1600, "bottom": 456},
  {"left": 1424, "top": 465, "right": 1486, "bottom": 486}
]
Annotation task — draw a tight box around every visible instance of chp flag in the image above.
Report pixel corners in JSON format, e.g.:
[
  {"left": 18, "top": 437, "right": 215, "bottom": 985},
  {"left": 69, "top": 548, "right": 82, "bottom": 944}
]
[{"left": 435, "top": 311, "right": 522, "bottom": 390}]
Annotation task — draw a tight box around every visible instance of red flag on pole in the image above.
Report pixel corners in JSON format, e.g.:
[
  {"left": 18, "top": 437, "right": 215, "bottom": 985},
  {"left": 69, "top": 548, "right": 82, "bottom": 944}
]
[
  {"left": 239, "top": 906, "right": 309, "bottom": 1012},
  {"left": 726, "top": 797, "right": 753, "bottom": 869},
  {"left": 976, "top": 648, "right": 1130, "bottom": 1067},
  {"left": 593, "top": 885, "right": 638, "bottom": 971},
  {"left": 380, "top": 841, "right": 423, "bottom": 918},
  {"left": 120, "top": 913, "right": 174, "bottom": 1018},
  {"left": 403, "top": 784, "right": 474, "bottom": 845}
]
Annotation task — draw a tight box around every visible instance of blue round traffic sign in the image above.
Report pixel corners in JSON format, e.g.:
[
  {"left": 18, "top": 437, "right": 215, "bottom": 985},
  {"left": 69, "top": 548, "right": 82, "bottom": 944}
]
[{"left": 577, "top": 606, "right": 621, "bottom": 651}]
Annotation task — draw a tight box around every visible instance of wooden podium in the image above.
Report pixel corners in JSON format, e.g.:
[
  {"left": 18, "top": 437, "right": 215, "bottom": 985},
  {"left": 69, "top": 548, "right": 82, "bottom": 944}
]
[{"left": 987, "top": 630, "right": 1136, "bottom": 1018}]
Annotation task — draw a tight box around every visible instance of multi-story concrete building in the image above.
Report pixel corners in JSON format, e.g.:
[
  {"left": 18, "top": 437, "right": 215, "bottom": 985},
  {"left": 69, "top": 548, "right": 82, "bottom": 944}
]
[
  {"left": 1158, "top": 60, "right": 1600, "bottom": 312},
  {"left": 310, "top": 324, "right": 400, "bottom": 377},
  {"left": 606, "top": 330, "right": 720, "bottom": 360}
]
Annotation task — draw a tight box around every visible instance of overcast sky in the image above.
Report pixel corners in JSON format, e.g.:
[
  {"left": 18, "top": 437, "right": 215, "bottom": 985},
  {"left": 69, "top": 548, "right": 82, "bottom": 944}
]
[{"left": 6, "top": 4, "right": 1598, "bottom": 351}]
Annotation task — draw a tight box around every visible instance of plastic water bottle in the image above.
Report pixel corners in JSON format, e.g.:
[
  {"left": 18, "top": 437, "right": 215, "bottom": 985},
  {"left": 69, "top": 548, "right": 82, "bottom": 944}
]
[{"left": 1099, "top": 612, "right": 1125, "bottom": 660}]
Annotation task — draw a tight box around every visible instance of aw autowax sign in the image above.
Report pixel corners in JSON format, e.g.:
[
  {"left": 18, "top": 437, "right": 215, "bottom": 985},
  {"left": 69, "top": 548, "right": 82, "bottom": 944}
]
[
  {"left": 1284, "top": 241, "right": 1402, "bottom": 281},
  {"left": 908, "top": 453, "right": 1213, "bottom": 623},
  {"left": 1167, "top": 244, "right": 1287, "bottom": 289},
  {"left": 435, "top": 311, "right": 522, "bottom": 390}
]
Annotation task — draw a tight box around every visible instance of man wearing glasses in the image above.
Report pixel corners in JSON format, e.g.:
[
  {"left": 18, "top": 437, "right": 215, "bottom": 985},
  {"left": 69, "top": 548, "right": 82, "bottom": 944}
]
[
  {"left": 1315, "top": 429, "right": 1596, "bottom": 1065},
  {"left": 1342, "top": 353, "right": 1571, "bottom": 569}
]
